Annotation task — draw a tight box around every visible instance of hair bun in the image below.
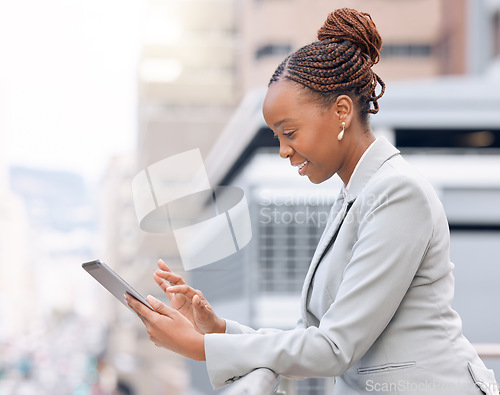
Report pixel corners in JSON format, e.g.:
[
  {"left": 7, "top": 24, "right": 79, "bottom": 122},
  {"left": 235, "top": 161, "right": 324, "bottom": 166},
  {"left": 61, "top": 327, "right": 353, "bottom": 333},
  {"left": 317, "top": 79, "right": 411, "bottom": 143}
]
[{"left": 317, "top": 8, "right": 382, "bottom": 65}]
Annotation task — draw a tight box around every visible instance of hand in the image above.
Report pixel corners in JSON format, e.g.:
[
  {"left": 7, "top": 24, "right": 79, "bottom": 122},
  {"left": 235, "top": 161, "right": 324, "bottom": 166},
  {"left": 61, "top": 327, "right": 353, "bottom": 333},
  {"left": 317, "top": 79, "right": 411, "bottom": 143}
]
[
  {"left": 153, "top": 259, "right": 226, "bottom": 335},
  {"left": 125, "top": 293, "right": 205, "bottom": 361}
]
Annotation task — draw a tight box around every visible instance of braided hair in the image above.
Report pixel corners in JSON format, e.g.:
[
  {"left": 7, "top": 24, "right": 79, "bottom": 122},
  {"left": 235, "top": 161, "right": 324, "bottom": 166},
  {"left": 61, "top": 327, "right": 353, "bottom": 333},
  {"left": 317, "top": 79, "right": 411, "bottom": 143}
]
[{"left": 269, "top": 8, "right": 385, "bottom": 122}]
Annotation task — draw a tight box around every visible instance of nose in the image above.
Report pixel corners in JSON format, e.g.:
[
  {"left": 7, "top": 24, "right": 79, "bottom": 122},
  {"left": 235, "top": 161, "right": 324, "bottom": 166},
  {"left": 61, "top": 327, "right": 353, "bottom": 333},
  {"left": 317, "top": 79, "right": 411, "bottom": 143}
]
[{"left": 279, "top": 140, "right": 293, "bottom": 159}]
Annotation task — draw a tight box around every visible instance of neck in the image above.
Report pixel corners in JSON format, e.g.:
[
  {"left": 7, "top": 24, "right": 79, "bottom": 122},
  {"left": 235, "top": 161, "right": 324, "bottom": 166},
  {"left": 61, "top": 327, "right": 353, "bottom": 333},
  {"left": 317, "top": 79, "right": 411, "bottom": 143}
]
[{"left": 338, "top": 130, "right": 375, "bottom": 186}]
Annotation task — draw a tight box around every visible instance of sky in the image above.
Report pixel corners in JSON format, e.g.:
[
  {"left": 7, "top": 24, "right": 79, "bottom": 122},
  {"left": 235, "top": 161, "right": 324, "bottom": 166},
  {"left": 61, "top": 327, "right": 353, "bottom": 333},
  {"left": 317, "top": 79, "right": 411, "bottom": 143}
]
[{"left": 0, "top": 0, "right": 144, "bottom": 183}]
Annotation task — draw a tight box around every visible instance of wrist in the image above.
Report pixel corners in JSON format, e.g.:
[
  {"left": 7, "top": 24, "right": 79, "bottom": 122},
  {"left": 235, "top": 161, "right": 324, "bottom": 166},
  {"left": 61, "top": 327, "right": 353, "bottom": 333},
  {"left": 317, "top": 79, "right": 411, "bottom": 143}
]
[
  {"left": 191, "top": 333, "right": 206, "bottom": 361},
  {"left": 216, "top": 317, "right": 226, "bottom": 334}
]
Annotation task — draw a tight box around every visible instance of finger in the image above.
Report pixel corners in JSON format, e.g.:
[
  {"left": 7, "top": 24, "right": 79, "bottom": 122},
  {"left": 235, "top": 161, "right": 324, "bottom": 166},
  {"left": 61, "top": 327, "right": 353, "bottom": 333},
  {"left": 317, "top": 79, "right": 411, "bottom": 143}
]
[
  {"left": 146, "top": 295, "right": 175, "bottom": 317},
  {"left": 153, "top": 273, "right": 169, "bottom": 291},
  {"left": 155, "top": 269, "right": 186, "bottom": 286},
  {"left": 157, "top": 259, "right": 173, "bottom": 273},
  {"left": 125, "top": 293, "right": 155, "bottom": 321},
  {"left": 193, "top": 294, "right": 207, "bottom": 313},
  {"left": 153, "top": 271, "right": 186, "bottom": 299},
  {"left": 153, "top": 273, "right": 178, "bottom": 305},
  {"left": 193, "top": 294, "right": 212, "bottom": 319},
  {"left": 166, "top": 284, "right": 200, "bottom": 299},
  {"left": 136, "top": 311, "right": 149, "bottom": 327},
  {"left": 125, "top": 296, "right": 149, "bottom": 327}
]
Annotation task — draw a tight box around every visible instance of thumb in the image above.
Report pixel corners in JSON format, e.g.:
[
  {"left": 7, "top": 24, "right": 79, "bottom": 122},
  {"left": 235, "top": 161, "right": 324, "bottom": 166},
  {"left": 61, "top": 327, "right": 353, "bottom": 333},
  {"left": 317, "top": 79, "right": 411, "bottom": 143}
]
[
  {"left": 147, "top": 295, "right": 170, "bottom": 315},
  {"left": 193, "top": 294, "right": 210, "bottom": 318}
]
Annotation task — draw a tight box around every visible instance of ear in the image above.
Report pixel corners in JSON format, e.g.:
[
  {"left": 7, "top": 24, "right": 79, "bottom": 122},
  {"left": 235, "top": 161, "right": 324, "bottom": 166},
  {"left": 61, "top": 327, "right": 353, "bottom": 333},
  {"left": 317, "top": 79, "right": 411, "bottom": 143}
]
[{"left": 334, "top": 95, "right": 354, "bottom": 127}]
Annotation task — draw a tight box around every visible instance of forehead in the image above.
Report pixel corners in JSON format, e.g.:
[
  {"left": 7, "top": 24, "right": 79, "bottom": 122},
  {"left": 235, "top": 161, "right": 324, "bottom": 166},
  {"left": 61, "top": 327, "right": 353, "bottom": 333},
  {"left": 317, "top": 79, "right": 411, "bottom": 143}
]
[
  {"left": 264, "top": 80, "right": 302, "bottom": 107},
  {"left": 263, "top": 80, "right": 333, "bottom": 131},
  {"left": 263, "top": 80, "right": 308, "bottom": 121}
]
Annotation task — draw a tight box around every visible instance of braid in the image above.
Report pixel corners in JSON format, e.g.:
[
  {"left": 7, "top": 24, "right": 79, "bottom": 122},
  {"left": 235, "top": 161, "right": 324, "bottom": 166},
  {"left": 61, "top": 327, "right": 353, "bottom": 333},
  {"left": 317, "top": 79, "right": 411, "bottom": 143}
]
[
  {"left": 269, "top": 55, "right": 291, "bottom": 86},
  {"left": 269, "top": 8, "right": 385, "bottom": 119}
]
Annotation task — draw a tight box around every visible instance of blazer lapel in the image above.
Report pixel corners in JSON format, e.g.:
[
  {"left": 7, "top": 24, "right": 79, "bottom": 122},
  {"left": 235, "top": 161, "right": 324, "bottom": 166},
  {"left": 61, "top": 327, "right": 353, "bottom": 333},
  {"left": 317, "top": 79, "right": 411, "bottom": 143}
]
[{"left": 301, "top": 191, "right": 346, "bottom": 322}]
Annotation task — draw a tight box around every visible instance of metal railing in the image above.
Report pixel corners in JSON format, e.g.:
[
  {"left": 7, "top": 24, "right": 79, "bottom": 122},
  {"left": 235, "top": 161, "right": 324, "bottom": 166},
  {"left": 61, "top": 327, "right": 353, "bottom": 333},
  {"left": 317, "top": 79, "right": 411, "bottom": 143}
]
[
  {"left": 219, "top": 368, "right": 280, "bottom": 395},
  {"left": 475, "top": 343, "right": 500, "bottom": 359}
]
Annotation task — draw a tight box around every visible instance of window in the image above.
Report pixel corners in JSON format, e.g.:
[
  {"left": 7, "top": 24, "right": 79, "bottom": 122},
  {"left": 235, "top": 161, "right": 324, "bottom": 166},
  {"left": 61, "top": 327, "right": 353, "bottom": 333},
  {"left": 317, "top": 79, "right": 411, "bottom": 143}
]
[
  {"left": 255, "top": 44, "right": 292, "bottom": 60},
  {"left": 256, "top": 199, "right": 333, "bottom": 294},
  {"left": 395, "top": 129, "right": 500, "bottom": 149},
  {"left": 381, "top": 43, "right": 432, "bottom": 58}
]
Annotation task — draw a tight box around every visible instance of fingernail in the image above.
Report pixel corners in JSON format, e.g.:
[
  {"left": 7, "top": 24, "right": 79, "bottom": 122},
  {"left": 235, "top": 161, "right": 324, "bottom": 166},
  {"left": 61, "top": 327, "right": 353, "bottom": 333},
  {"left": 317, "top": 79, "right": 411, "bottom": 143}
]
[{"left": 147, "top": 295, "right": 158, "bottom": 303}]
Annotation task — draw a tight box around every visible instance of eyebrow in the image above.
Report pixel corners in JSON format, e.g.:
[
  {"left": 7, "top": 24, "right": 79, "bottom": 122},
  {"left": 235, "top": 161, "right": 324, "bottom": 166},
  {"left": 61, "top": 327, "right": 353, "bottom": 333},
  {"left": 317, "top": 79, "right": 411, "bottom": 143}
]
[{"left": 273, "top": 118, "right": 297, "bottom": 130}]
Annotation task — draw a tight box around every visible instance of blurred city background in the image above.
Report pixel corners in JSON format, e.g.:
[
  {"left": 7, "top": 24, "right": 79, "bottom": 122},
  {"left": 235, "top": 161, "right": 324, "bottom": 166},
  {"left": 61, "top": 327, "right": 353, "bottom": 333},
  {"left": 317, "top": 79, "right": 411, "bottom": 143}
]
[{"left": 0, "top": 0, "right": 499, "bottom": 394}]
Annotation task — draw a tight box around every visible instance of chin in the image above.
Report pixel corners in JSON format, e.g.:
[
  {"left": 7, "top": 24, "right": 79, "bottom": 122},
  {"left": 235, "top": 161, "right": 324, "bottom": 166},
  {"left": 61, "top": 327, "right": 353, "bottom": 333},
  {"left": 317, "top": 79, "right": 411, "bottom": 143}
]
[
  {"left": 307, "top": 175, "right": 323, "bottom": 184},
  {"left": 308, "top": 173, "right": 333, "bottom": 184}
]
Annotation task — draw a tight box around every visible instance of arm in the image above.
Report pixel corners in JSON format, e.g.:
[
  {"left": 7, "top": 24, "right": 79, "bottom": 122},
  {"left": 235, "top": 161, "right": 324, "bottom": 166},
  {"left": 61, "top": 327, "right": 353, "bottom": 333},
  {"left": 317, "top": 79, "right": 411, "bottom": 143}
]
[
  {"left": 204, "top": 174, "right": 434, "bottom": 388},
  {"left": 225, "top": 318, "right": 306, "bottom": 335}
]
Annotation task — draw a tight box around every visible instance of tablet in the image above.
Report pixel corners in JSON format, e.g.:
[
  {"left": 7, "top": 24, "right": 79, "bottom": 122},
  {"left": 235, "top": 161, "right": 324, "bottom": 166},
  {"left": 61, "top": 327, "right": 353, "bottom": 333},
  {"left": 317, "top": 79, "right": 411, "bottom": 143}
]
[{"left": 82, "top": 259, "right": 154, "bottom": 311}]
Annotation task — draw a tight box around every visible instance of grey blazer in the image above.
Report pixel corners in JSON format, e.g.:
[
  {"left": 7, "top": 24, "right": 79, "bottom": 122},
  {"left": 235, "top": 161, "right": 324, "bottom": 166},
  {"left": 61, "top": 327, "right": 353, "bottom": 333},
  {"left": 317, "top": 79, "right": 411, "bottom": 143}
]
[{"left": 205, "top": 137, "right": 498, "bottom": 394}]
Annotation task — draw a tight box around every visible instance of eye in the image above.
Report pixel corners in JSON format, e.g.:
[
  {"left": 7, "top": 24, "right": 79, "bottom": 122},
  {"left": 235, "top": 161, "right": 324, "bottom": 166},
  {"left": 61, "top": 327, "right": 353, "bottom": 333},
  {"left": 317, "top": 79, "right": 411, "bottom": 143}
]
[
  {"left": 273, "top": 133, "right": 279, "bottom": 140},
  {"left": 283, "top": 130, "right": 295, "bottom": 138}
]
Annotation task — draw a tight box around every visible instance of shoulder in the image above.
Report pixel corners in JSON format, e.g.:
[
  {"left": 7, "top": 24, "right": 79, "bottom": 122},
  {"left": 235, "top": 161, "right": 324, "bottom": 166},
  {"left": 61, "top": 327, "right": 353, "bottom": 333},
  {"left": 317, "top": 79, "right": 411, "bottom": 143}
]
[
  {"left": 366, "top": 155, "right": 435, "bottom": 200},
  {"left": 356, "top": 155, "right": 439, "bottom": 222}
]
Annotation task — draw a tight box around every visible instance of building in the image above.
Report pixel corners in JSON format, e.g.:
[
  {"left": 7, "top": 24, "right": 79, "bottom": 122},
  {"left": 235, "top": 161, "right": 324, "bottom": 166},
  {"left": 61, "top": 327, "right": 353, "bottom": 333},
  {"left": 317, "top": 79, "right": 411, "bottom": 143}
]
[
  {"left": 238, "top": 0, "right": 469, "bottom": 92},
  {"left": 138, "top": 0, "right": 238, "bottom": 165}
]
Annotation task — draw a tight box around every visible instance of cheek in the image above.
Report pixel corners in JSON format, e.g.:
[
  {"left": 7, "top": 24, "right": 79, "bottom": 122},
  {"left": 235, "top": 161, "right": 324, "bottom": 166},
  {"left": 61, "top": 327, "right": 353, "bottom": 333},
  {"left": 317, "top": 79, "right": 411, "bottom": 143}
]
[
  {"left": 311, "top": 141, "right": 336, "bottom": 164},
  {"left": 310, "top": 125, "right": 337, "bottom": 150},
  {"left": 316, "top": 147, "right": 342, "bottom": 178}
]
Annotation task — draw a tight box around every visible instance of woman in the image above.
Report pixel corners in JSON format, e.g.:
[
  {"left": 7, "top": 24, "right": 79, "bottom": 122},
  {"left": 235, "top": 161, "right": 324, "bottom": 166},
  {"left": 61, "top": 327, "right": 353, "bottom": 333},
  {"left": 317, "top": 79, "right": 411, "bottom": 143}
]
[{"left": 126, "top": 8, "right": 498, "bottom": 394}]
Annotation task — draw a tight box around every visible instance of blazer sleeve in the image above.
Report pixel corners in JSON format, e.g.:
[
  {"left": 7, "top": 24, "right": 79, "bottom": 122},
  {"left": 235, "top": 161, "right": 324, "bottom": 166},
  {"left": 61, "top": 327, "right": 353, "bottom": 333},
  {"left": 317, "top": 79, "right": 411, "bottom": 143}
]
[
  {"left": 205, "top": 173, "right": 434, "bottom": 389},
  {"left": 225, "top": 318, "right": 306, "bottom": 335}
]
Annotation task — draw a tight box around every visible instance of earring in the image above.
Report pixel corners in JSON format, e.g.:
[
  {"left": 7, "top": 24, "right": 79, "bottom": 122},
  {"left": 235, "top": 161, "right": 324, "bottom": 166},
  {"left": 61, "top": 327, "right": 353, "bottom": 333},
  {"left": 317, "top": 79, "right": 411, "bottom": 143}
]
[{"left": 338, "top": 122, "right": 346, "bottom": 141}]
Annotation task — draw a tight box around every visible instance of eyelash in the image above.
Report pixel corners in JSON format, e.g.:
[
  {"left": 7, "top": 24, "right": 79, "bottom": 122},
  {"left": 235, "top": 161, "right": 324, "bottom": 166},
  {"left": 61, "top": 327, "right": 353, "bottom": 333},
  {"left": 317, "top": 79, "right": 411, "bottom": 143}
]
[{"left": 273, "top": 131, "right": 295, "bottom": 140}]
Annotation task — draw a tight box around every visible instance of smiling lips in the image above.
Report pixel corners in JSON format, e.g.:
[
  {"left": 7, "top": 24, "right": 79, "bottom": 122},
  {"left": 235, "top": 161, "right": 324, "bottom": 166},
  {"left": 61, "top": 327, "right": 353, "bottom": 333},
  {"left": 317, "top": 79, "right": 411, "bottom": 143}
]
[{"left": 294, "top": 160, "right": 309, "bottom": 176}]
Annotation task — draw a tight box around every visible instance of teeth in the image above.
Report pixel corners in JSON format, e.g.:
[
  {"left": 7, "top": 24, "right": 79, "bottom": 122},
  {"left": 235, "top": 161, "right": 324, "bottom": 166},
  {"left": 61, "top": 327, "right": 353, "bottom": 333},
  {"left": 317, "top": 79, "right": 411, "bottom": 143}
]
[{"left": 298, "top": 160, "right": 308, "bottom": 169}]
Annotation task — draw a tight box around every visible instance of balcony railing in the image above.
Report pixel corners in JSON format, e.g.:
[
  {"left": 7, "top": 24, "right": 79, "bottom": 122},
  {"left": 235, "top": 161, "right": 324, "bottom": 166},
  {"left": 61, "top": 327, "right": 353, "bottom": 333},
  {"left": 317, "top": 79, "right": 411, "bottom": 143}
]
[
  {"left": 219, "top": 368, "right": 279, "bottom": 395},
  {"left": 475, "top": 343, "right": 500, "bottom": 358}
]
